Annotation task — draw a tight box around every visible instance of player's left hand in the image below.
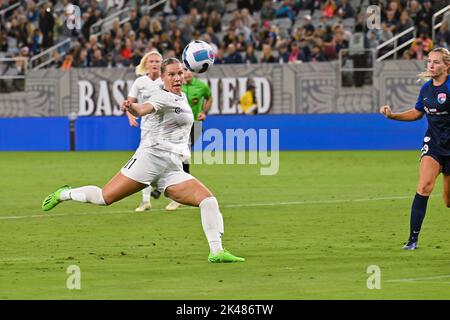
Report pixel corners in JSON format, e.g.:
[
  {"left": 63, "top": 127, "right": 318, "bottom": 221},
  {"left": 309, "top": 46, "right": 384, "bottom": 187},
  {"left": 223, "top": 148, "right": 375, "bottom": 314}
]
[{"left": 197, "top": 112, "right": 206, "bottom": 121}]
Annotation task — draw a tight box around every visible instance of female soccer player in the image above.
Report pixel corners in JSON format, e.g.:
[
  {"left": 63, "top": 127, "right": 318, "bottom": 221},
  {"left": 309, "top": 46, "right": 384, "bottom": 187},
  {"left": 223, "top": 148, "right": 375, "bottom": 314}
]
[
  {"left": 165, "top": 65, "right": 213, "bottom": 211},
  {"left": 42, "top": 58, "right": 245, "bottom": 263},
  {"left": 380, "top": 47, "right": 450, "bottom": 250},
  {"left": 126, "top": 51, "right": 164, "bottom": 212}
]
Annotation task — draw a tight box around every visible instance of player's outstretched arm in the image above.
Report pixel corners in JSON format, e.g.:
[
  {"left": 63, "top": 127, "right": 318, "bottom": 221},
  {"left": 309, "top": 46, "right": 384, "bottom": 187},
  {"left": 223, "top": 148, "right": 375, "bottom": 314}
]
[
  {"left": 379, "top": 105, "right": 423, "bottom": 121},
  {"left": 124, "top": 97, "right": 139, "bottom": 127},
  {"left": 122, "top": 100, "right": 155, "bottom": 117}
]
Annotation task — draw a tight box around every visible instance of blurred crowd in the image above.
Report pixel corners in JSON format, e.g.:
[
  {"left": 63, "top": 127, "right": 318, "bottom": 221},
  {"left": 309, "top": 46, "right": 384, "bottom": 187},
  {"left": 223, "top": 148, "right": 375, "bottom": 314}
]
[{"left": 0, "top": 0, "right": 449, "bottom": 73}]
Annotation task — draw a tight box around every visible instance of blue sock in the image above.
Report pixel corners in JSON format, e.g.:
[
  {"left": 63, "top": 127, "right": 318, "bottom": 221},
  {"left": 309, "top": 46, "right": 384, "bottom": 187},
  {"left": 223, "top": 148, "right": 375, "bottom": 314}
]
[{"left": 409, "top": 193, "right": 429, "bottom": 242}]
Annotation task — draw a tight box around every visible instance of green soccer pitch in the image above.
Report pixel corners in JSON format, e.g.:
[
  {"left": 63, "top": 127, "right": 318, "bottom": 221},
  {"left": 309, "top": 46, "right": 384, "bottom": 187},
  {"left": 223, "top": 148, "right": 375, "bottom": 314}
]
[{"left": 1, "top": 151, "right": 450, "bottom": 299}]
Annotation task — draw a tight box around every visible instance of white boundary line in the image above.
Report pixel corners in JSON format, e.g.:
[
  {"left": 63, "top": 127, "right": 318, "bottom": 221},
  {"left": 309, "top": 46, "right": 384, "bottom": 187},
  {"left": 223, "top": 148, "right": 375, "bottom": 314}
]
[
  {"left": 386, "top": 275, "right": 450, "bottom": 283},
  {"left": 0, "top": 195, "right": 416, "bottom": 221}
]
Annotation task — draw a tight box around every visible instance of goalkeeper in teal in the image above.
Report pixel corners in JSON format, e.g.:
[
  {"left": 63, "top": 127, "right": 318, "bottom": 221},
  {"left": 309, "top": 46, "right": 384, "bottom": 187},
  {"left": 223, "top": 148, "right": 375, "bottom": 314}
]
[{"left": 165, "top": 65, "right": 213, "bottom": 211}]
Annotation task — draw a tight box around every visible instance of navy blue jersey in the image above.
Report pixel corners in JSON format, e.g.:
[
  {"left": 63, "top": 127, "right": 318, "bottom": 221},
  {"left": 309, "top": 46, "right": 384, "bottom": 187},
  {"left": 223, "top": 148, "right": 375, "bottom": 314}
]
[{"left": 415, "top": 76, "right": 450, "bottom": 156}]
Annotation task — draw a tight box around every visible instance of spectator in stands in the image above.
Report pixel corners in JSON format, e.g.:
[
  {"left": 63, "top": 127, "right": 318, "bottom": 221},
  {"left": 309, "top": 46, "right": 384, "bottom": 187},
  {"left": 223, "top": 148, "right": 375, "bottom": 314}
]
[
  {"left": 322, "top": 0, "right": 337, "bottom": 19},
  {"left": 408, "top": 0, "right": 421, "bottom": 25},
  {"left": 336, "top": 0, "right": 355, "bottom": 19},
  {"left": 164, "top": 0, "right": 185, "bottom": 17},
  {"left": 207, "top": 9, "right": 222, "bottom": 33},
  {"left": 150, "top": 18, "right": 164, "bottom": 37},
  {"left": 223, "top": 28, "right": 238, "bottom": 49},
  {"left": 435, "top": 21, "right": 450, "bottom": 50},
  {"left": 260, "top": 0, "right": 275, "bottom": 22},
  {"left": 387, "top": 0, "right": 402, "bottom": 20},
  {"left": 110, "top": 18, "right": 121, "bottom": 39},
  {"left": 310, "top": 44, "right": 326, "bottom": 62},
  {"left": 243, "top": 44, "right": 258, "bottom": 64},
  {"left": 277, "top": 42, "right": 290, "bottom": 63},
  {"left": 73, "top": 48, "right": 89, "bottom": 68},
  {"left": 240, "top": 8, "right": 255, "bottom": 28},
  {"left": 31, "top": 28, "right": 43, "bottom": 55},
  {"left": 275, "top": 1, "right": 295, "bottom": 21},
  {"left": 38, "top": 4, "right": 55, "bottom": 48},
  {"left": 61, "top": 52, "right": 74, "bottom": 70},
  {"left": 289, "top": 40, "right": 310, "bottom": 63},
  {"left": 410, "top": 29, "right": 434, "bottom": 60},
  {"left": 26, "top": 0, "right": 39, "bottom": 24},
  {"left": 396, "top": 10, "right": 414, "bottom": 55},
  {"left": 333, "top": 27, "right": 349, "bottom": 56},
  {"left": 205, "top": 26, "right": 220, "bottom": 48},
  {"left": 238, "top": 0, "right": 263, "bottom": 13},
  {"left": 129, "top": 8, "right": 140, "bottom": 32},
  {"left": 197, "top": 11, "right": 209, "bottom": 34},
  {"left": 92, "top": 48, "right": 108, "bottom": 67},
  {"left": 120, "top": 38, "right": 133, "bottom": 66},
  {"left": 205, "top": 0, "right": 225, "bottom": 15},
  {"left": 224, "top": 43, "right": 243, "bottom": 64},
  {"left": 384, "top": 9, "right": 398, "bottom": 34},
  {"left": 260, "top": 43, "right": 275, "bottom": 63},
  {"left": 303, "top": 14, "right": 315, "bottom": 40},
  {"left": 416, "top": 0, "right": 433, "bottom": 36},
  {"left": 0, "top": 32, "right": 8, "bottom": 52}
]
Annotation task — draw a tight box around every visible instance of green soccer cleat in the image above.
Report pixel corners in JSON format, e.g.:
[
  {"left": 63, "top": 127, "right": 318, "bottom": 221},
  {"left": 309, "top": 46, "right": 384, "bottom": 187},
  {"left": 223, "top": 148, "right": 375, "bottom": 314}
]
[
  {"left": 208, "top": 249, "right": 245, "bottom": 263},
  {"left": 41, "top": 185, "right": 71, "bottom": 211}
]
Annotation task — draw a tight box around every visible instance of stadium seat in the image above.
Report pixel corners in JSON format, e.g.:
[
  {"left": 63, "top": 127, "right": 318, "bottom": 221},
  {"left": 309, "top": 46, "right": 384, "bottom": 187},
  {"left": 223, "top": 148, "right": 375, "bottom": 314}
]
[
  {"left": 343, "top": 18, "right": 355, "bottom": 33},
  {"left": 296, "top": 10, "right": 312, "bottom": 20},
  {"left": 272, "top": 17, "right": 292, "bottom": 30}
]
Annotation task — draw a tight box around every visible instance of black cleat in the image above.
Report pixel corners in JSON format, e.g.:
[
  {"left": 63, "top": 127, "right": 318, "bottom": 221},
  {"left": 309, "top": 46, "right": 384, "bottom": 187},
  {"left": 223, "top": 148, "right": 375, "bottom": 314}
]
[
  {"left": 402, "top": 240, "right": 418, "bottom": 250},
  {"left": 151, "top": 189, "right": 161, "bottom": 199}
]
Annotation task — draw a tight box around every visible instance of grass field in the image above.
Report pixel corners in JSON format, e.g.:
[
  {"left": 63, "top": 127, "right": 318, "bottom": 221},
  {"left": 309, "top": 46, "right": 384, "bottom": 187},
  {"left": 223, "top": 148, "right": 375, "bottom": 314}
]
[{"left": 1, "top": 150, "right": 450, "bottom": 300}]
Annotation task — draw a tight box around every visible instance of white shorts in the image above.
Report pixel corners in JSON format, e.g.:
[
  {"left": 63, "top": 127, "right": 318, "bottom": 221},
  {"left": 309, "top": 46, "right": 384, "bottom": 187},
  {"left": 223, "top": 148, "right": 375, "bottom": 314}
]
[{"left": 120, "top": 147, "right": 194, "bottom": 192}]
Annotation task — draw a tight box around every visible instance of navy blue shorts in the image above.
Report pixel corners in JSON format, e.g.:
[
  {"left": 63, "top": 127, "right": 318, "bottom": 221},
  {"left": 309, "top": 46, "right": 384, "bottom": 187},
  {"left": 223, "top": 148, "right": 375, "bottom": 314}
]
[{"left": 420, "top": 142, "right": 450, "bottom": 175}]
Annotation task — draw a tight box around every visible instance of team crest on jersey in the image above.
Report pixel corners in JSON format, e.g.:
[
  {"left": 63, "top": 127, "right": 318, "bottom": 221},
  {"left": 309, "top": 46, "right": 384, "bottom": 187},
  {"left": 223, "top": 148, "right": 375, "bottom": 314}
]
[
  {"left": 174, "top": 107, "right": 182, "bottom": 114},
  {"left": 437, "top": 93, "right": 446, "bottom": 104}
]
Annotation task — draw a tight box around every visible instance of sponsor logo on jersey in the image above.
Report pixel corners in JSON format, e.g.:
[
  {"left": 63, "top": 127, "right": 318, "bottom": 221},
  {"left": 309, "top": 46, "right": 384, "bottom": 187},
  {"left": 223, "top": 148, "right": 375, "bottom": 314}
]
[{"left": 438, "top": 93, "right": 446, "bottom": 104}]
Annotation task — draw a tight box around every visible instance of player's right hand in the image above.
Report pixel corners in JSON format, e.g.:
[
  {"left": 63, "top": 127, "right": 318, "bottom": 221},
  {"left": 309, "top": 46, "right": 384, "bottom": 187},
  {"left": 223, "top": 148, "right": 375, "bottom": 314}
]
[
  {"left": 379, "top": 105, "right": 393, "bottom": 118},
  {"left": 121, "top": 100, "right": 131, "bottom": 112}
]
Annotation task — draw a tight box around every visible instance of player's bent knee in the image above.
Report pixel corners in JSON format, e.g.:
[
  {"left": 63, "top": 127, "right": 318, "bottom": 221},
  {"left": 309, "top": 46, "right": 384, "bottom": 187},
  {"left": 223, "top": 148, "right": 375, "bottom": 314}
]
[{"left": 417, "top": 183, "right": 434, "bottom": 196}]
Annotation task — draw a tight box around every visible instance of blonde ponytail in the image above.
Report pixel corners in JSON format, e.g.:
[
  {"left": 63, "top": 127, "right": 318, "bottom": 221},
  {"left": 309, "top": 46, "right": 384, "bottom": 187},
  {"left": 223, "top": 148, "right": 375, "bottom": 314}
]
[{"left": 418, "top": 47, "right": 450, "bottom": 82}]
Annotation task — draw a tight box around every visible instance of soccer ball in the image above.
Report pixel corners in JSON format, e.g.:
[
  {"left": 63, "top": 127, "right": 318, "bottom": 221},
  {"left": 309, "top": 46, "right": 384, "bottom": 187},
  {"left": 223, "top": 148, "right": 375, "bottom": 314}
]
[{"left": 182, "top": 40, "right": 215, "bottom": 74}]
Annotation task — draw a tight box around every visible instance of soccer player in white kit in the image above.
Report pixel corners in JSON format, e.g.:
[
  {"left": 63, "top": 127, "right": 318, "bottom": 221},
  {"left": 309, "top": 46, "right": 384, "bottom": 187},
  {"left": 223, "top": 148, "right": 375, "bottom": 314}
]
[
  {"left": 126, "top": 51, "right": 164, "bottom": 212},
  {"left": 41, "top": 58, "right": 245, "bottom": 263}
]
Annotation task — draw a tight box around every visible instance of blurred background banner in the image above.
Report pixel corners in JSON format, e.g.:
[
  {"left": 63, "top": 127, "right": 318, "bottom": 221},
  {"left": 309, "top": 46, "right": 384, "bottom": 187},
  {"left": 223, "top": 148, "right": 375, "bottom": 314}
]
[{"left": 0, "top": 60, "right": 424, "bottom": 117}]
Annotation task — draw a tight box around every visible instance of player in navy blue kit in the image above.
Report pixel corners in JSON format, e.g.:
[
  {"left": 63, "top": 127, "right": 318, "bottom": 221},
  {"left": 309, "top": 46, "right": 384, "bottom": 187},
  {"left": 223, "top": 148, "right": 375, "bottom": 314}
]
[{"left": 380, "top": 48, "right": 450, "bottom": 250}]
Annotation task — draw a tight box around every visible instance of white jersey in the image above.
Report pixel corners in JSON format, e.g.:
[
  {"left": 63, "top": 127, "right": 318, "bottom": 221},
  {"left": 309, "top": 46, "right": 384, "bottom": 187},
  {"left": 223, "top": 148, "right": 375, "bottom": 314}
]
[
  {"left": 139, "top": 90, "right": 194, "bottom": 158},
  {"left": 128, "top": 75, "right": 163, "bottom": 132}
]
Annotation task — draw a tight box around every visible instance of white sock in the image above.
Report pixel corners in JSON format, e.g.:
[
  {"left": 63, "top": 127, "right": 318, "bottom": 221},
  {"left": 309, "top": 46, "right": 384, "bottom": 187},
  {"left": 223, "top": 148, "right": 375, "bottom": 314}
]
[
  {"left": 199, "top": 197, "right": 224, "bottom": 255},
  {"left": 142, "top": 186, "right": 151, "bottom": 203},
  {"left": 60, "top": 186, "right": 106, "bottom": 205}
]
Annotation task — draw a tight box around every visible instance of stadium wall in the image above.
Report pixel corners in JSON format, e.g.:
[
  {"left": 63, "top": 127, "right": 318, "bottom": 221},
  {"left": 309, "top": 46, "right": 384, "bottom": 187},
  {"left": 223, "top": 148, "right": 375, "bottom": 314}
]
[
  {"left": 0, "top": 115, "right": 427, "bottom": 151},
  {"left": 0, "top": 60, "right": 424, "bottom": 117}
]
